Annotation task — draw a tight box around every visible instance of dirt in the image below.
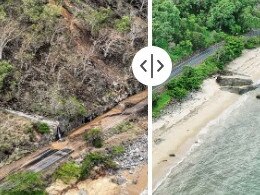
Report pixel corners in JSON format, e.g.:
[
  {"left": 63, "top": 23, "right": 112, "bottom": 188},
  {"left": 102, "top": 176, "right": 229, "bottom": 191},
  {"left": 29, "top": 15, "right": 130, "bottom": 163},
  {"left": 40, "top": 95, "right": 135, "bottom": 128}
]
[
  {"left": 46, "top": 165, "right": 147, "bottom": 195},
  {"left": 68, "top": 90, "right": 147, "bottom": 139},
  {"left": 0, "top": 91, "right": 147, "bottom": 183},
  {"left": 45, "top": 90, "right": 148, "bottom": 195}
]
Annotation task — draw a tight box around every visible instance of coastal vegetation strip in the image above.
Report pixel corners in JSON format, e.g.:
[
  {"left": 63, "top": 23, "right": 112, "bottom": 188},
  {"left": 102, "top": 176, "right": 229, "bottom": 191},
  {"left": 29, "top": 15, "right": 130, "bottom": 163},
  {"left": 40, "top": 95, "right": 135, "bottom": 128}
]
[
  {"left": 153, "top": 36, "right": 260, "bottom": 117},
  {"left": 153, "top": 0, "right": 260, "bottom": 117}
]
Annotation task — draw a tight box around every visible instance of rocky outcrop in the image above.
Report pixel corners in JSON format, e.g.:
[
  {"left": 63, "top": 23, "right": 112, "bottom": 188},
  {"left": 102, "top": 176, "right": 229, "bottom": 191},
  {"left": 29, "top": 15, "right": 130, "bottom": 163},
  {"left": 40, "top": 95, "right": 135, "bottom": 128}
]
[
  {"left": 114, "top": 134, "right": 147, "bottom": 170},
  {"left": 216, "top": 75, "right": 253, "bottom": 86},
  {"left": 217, "top": 74, "right": 260, "bottom": 95},
  {"left": 221, "top": 84, "right": 258, "bottom": 95}
]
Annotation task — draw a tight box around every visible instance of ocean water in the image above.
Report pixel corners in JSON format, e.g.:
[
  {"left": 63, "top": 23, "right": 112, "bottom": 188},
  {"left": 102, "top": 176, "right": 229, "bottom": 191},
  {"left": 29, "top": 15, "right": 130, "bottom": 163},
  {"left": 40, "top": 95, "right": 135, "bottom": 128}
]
[{"left": 154, "top": 88, "right": 260, "bottom": 195}]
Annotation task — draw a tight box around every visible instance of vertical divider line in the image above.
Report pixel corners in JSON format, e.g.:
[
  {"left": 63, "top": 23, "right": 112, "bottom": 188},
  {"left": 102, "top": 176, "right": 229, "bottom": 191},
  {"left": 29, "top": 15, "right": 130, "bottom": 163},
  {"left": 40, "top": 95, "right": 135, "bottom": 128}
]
[
  {"left": 148, "top": 0, "right": 153, "bottom": 194},
  {"left": 148, "top": 84, "right": 152, "bottom": 195},
  {"left": 151, "top": 54, "right": 154, "bottom": 78}
]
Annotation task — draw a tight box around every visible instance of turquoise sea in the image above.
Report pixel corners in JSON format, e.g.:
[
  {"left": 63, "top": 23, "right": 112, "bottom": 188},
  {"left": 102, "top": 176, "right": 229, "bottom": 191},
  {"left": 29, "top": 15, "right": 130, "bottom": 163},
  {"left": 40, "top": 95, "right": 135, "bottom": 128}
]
[{"left": 154, "top": 88, "right": 260, "bottom": 195}]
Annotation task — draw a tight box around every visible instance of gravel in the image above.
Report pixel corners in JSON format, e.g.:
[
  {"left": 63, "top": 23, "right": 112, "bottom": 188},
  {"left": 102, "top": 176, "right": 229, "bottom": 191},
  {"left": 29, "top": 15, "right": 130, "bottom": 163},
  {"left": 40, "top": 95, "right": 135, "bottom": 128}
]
[{"left": 115, "top": 134, "right": 148, "bottom": 170}]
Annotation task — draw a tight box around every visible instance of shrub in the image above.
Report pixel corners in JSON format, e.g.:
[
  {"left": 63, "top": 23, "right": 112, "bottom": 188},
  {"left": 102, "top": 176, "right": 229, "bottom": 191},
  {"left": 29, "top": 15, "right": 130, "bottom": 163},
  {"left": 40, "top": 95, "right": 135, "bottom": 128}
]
[
  {"left": 111, "top": 145, "right": 125, "bottom": 157},
  {"left": 152, "top": 92, "right": 171, "bottom": 117},
  {"left": 244, "top": 36, "right": 260, "bottom": 49},
  {"left": 80, "top": 157, "right": 92, "bottom": 179},
  {"left": 217, "top": 36, "right": 244, "bottom": 69},
  {"left": 33, "top": 122, "right": 50, "bottom": 134},
  {"left": 50, "top": 94, "right": 87, "bottom": 120},
  {"left": 63, "top": 96, "right": 87, "bottom": 118},
  {"left": 181, "top": 67, "right": 203, "bottom": 90},
  {"left": 84, "top": 127, "right": 103, "bottom": 148},
  {"left": 112, "top": 121, "right": 133, "bottom": 134},
  {"left": 91, "top": 7, "right": 113, "bottom": 31},
  {"left": 0, "top": 60, "right": 13, "bottom": 90},
  {"left": 169, "top": 40, "right": 193, "bottom": 62},
  {"left": 0, "top": 5, "right": 6, "bottom": 21},
  {"left": 115, "top": 16, "right": 131, "bottom": 33},
  {"left": 168, "top": 87, "right": 188, "bottom": 101},
  {"left": 0, "top": 171, "right": 46, "bottom": 194},
  {"left": 152, "top": 92, "right": 159, "bottom": 106},
  {"left": 167, "top": 67, "right": 203, "bottom": 93},
  {"left": 201, "top": 56, "right": 219, "bottom": 76},
  {"left": 22, "top": 0, "right": 61, "bottom": 22},
  {"left": 80, "top": 152, "right": 117, "bottom": 179},
  {"left": 54, "top": 162, "right": 81, "bottom": 183}
]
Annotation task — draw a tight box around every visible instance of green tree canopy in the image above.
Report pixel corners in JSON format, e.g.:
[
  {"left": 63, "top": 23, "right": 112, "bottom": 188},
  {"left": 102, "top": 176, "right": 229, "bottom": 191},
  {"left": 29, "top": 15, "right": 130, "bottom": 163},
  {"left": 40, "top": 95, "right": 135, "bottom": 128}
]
[{"left": 153, "top": 0, "right": 181, "bottom": 48}]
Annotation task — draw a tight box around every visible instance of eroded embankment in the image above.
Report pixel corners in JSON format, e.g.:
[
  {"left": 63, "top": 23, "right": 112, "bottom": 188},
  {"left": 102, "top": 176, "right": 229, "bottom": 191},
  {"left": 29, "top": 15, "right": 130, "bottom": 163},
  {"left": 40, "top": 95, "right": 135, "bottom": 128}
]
[{"left": 0, "top": 91, "right": 147, "bottom": 184}]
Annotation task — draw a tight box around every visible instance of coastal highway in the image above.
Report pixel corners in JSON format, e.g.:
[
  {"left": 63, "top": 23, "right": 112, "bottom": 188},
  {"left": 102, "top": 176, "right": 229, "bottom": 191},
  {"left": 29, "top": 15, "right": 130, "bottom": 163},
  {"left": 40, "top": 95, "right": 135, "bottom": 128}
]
[
  {"left": 153, "top": 29, "right": 260, "bottom": 92},
  {"left": 0, "top": 91, "right": 147, "bottom": 181},
  {"left": 153, "top": 43, "right": 222, "bottom": 91},
  {"left": 26, "top": 148, "right": 73, "bottom": 172}
]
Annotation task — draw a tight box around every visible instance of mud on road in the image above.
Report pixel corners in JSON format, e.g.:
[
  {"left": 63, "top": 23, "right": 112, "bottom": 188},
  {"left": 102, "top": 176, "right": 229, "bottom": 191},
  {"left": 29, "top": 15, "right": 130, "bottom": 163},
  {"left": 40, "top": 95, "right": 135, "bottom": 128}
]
[{"left": 0, "top": 90, "right": 147, "bottom": 181}]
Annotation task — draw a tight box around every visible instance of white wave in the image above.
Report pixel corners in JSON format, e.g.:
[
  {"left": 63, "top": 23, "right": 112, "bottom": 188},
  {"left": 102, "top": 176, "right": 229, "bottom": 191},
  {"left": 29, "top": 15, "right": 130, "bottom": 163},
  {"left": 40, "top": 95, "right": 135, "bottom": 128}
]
[{"left": 153, "top": 93, "right": 249, "bottom": 193}]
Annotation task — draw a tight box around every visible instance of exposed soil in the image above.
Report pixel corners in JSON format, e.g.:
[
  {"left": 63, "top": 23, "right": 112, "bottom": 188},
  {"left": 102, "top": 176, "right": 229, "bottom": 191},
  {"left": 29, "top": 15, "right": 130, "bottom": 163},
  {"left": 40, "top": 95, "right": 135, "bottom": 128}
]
[{"left": 0, "top": 91, "right": 147, "bottom": 185}]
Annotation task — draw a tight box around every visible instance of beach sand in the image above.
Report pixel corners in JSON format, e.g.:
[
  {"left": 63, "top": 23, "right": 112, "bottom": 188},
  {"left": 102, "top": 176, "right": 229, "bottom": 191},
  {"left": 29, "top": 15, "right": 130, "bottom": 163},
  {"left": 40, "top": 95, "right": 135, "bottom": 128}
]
[{"left": 152, "top": 47, "right": 260, "bottom": 190}]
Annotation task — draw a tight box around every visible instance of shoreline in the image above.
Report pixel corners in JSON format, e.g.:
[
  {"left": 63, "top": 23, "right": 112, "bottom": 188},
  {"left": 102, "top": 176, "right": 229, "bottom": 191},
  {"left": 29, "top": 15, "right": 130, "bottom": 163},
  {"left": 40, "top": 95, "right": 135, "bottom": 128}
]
[{"left": 153, "top": 48, "right": 260, "bottom": 190}]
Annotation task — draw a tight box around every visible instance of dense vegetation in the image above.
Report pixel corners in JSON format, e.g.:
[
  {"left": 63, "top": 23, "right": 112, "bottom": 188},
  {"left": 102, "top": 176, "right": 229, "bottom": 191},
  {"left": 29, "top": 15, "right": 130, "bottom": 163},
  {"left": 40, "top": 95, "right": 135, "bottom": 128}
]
[
  {"left": 153, "top": 0, "right": 260, "bottom": 63},
  {"left": 153, "top": 0, "right": 260, "bottom": 117},
  {"left": 80, "top": 151, "right": 117, "bottom": 179},
  {"left": 0, "top": 171, "right": 46, "bottom": 195},
  {"left": 153, "top": 35, "right": 260, "bottom": 117},
  {"left": 55, "top": 151, "right": 119, "bottom": 182}
]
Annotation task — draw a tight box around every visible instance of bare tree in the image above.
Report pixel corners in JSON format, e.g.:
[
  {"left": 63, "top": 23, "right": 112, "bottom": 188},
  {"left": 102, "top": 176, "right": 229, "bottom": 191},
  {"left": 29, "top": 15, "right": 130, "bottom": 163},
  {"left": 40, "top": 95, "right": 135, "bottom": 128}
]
[{"left": 0, "top": 19, "right": 20, "bottom": 60}]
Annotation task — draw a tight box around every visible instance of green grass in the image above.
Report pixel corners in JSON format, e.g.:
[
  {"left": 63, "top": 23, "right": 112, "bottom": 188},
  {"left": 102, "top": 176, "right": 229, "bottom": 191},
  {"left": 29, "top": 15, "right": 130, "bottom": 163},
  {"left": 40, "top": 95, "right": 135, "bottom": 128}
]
[
  {"left": 112, "top": 121, "right": 133, "bottom": 134},
  {"left": 152, "top": 91, "right": 171, "bottom": 117},
  {"left": 111, "top": 145, "right": 125, "bottom": 157},
  {"left": 33, "top": 122, "right": 50, "bottom": 134}
]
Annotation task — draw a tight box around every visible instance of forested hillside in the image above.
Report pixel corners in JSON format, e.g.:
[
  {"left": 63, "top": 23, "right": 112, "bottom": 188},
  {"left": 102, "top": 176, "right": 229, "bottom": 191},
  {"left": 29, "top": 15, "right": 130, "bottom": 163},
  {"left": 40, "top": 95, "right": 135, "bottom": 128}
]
[
  {"left": 153, "top": 0, "right": 260, "bottom": 62},
  {"left": 153, "top": 0, "right": 260, "bottom": 117},
  {"left": 0, "top": 0, "right": 147, "bottom": 128}
]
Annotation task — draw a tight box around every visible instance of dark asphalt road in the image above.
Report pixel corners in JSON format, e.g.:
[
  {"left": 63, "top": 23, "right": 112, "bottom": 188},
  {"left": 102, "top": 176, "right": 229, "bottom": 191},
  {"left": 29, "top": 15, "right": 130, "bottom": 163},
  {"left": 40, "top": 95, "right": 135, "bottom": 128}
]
[{"left": 153, "top": 29, "right": 260, "bottom": 91}]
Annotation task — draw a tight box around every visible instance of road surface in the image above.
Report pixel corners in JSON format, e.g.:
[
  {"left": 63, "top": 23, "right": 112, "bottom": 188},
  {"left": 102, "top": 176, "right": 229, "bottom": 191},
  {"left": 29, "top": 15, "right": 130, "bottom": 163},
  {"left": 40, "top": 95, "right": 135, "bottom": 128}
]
[{"left": 153, "top": 29, "right": 260, "bottom": 91}]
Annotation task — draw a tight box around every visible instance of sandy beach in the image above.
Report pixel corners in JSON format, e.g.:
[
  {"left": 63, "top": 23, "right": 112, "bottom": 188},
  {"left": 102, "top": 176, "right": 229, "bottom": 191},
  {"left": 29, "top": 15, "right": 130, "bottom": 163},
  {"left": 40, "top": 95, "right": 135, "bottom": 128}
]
[{"left": 153, "top": 47, "right": 260, "bottom": 190}]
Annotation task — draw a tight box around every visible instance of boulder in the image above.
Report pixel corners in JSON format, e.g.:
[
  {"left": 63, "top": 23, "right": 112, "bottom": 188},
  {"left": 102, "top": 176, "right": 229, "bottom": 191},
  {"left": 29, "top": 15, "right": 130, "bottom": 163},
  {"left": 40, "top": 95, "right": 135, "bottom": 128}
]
[
  {"left": 111, "top": 176, "right": 126, "bottom": 185},
  {"left": 132, "top": 179, "right": 138, "bottom": 185},
  {"left": 154, "top": 138, "right": 164, "bottom": 145},
  {"left": 78, "top": 189, "right": 88, "bottom": 195},
  {"left": 256, "top": 95, "right": 260, "bottom": 99},
  {"left": 169, "top": 153, "right": 176, "bottom": 157},
  {"left": 216, "top": 76, "right": 253, "bottom": 86},
  {"left": 221, "top": 84, "right": 258, "bottom": 95}
]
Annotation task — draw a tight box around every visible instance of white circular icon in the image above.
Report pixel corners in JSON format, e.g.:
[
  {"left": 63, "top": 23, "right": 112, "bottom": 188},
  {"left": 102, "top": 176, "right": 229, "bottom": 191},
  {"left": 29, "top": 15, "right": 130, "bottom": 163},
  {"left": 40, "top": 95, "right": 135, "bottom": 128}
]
[{"left": 132, "top": 46, "right": 172, "bottom": 86}]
